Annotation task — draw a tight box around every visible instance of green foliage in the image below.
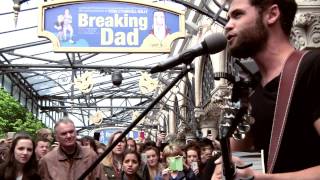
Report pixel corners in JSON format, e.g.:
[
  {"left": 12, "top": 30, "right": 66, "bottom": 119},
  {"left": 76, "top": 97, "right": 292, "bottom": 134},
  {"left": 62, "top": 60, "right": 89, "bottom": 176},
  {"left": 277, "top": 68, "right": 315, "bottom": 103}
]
[{"left": 0, "top": 88, "right": 46, "bottom": 138}]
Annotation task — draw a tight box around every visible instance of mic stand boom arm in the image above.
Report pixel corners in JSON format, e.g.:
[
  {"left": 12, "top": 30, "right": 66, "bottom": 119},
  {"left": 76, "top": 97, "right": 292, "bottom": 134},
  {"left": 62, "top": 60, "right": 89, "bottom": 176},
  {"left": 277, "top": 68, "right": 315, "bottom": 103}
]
[{"left": 78, "top": 66, "right": 193, "bottom": 180}]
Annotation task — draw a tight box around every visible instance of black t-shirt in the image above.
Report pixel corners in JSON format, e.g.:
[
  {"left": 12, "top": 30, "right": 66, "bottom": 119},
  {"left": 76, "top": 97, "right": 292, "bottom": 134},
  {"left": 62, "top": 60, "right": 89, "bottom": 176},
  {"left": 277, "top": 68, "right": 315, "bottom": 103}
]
[
  {"left": 250, "top": 50, "right": 320, "bottom": 173},
  {"left": 200, "top": 156, "right": 217, "bottom": 180}
]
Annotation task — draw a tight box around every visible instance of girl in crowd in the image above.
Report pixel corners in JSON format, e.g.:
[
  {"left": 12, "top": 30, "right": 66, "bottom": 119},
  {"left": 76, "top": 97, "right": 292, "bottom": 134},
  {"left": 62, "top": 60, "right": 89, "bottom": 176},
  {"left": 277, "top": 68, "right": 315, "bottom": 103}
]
[
  {"left": 121, "top": 150, "right": 143, "bottom": 180},
  {"left": 142, "top": 146, "right": 163, "bottom": 180},
  {"left": 80, "top": 136, "right": 98, "bottom": 154},
  {"left": 102, "top": 131, "right": 127, "bottom": 180},
  {"left": 184, "top": 142, "right": 201, "bottom": 179},
  {"left": 96, "top": 142, "right": 107, "bottom": 156},
  {"left": 126, "top": 137, "right": 137, "bottom": 151},
  {"left": 161, "top": 144, "right": 197, "bottom": 180},
  {"left": 0, "top": 134, "right": 41, "bottom": 180}
]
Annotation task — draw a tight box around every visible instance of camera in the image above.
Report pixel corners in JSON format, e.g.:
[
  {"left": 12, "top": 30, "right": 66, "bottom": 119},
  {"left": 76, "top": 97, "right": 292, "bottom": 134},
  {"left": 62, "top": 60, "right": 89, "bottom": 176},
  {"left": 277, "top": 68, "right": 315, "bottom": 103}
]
[{"left": 207, "top": 129, "right": 212, "bottom": 136}]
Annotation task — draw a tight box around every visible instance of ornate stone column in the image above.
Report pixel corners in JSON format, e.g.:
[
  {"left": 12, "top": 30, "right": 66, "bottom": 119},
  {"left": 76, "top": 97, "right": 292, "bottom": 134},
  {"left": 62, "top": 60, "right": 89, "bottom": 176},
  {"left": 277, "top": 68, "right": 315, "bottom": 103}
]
[
  {"left": 291, "top": 0, "right": 320, "bottom": 49},
  {"left": 193, "top": 17, "right": 227, "bottom": 139}
]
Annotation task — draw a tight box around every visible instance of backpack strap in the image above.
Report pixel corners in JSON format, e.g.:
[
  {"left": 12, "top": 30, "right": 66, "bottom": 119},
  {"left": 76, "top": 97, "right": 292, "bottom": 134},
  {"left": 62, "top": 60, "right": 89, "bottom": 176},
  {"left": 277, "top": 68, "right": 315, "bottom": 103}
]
[{"left": 267, "top": 50, "right": 308, "bottom": 173}]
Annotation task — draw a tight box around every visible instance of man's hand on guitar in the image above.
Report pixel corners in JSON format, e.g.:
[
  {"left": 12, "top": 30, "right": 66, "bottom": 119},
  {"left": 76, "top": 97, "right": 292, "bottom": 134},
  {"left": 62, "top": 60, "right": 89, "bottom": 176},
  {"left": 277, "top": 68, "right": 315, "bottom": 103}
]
[{"left": 211, "top": 156, "right": 258, "bottom": 180}]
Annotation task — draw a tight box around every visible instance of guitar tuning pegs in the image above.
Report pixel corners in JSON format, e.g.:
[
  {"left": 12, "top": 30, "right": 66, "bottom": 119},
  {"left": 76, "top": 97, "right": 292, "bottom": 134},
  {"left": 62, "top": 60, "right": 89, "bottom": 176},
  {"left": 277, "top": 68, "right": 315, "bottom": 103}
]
[
  {"left": 232, "top": 130, "right": 246, "bottom": 140},
  {"left": 237, "top": 122, "right": 251, "bottom": 133},
  {"left": 244, "top": 114, "right": 255, "bottom": 125}
]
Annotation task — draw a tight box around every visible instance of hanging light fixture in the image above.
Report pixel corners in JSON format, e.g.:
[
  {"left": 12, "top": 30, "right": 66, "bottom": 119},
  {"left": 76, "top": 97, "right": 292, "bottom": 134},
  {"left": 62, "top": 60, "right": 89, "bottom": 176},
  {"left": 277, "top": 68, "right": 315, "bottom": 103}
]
[
  {"left": 12, "top": 0, "right": 31, "bottom": 27},
  {"left": 12, "top": 0, "right": 21, "bottom": 27},
  {"left": 111, "top": 70, "right": 123, "bottom": 86}
]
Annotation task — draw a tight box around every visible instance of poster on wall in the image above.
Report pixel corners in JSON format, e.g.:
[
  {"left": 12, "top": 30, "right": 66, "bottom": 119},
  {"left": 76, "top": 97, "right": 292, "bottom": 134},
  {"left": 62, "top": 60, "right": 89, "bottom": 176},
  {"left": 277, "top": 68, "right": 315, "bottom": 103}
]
[
  {"left": 38, "top": 0, "right": 185, "bottom": 52},
  {"left": 90, "top": 127, "right": 142, "bottom": 145}
]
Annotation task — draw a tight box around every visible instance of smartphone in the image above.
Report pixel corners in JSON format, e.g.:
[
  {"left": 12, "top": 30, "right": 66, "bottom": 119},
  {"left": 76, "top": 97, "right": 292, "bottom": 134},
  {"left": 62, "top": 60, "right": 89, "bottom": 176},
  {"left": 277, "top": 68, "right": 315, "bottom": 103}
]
[
  {"left": 207, "top": 129, "right": 212, "bottom": 136},
  {"left": 159, "top": 130, "right": 166, "bottom": 143},
  {"left": 160, "top": 142, "right": 168, "bottom": 152},
  {"left": 93, "top": 132, "right": 100, "bottom": 141},
  {"left": 7, "top": 132, "right": 16, "bottom": 139},
  {"left": 140, "top": 131, "right": 145, "bottom": 140},
  {"left": 141, "top": 153, "right": 147, "bottom": 164},
  {"left": 168, "top": 156, "right": 183, "bottom": 171},
  {"left": 191, "top": 161, "right": 198, "bottom": 171},
  {"left": 160, "top": 130, "right": 166, "bottom": 134}
]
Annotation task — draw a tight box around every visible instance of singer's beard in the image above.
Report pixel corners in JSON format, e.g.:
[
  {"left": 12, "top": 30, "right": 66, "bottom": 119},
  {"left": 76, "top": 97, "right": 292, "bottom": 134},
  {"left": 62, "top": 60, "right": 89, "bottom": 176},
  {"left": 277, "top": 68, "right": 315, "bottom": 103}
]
[{"left": 228, "top": 16, "right": 268, "bottom": 59}]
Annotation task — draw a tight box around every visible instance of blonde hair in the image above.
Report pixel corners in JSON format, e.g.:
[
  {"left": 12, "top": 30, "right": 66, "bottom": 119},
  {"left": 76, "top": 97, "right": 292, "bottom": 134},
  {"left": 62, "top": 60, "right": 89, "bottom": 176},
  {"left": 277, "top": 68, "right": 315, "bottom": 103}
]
[
  {"left": 162, "top": 144, "right": 183, "bottom": 165},
  {"left": 36, "top": 128, "right": 53, "bottom": 142},
  {"left": 102, "top": 131, "right": 127, "bottom": 166}
]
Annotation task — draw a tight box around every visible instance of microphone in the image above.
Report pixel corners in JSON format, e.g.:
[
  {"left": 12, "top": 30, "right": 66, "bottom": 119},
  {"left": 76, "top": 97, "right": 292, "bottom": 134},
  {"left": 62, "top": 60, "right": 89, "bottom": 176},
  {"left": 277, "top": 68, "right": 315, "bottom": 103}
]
[{"left": 150, "top": 33, "right": 227, "bottom": 73}]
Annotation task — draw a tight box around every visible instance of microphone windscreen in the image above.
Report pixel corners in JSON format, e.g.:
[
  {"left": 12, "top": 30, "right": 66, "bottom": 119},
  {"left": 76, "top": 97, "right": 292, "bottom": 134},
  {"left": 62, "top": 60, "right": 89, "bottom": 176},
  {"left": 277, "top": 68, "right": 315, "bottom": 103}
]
[{"left": 203, "top": 33, "right": 227, "bottom": 54}]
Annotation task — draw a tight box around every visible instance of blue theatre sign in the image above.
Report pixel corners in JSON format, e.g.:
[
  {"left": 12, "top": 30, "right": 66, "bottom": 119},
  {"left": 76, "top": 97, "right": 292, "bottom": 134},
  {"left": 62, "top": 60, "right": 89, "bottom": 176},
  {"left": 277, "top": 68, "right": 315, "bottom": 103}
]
[
  {"left": 38, "top": 0, "right": 186, "bottom": 52},
  {"left": 90, "top": 127, "right": 142, "bottom": 145}
]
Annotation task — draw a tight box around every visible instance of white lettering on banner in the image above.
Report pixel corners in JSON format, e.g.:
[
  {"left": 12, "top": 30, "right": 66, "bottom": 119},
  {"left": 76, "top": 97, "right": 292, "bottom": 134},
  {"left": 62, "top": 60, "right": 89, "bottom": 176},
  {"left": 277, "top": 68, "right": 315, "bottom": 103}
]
[
  {"left": 78, "top": 13, "right": 88, "bottom": 27},
  {"left": 101, "top": 28, "right": 139, "bottom": 46},
  {"left": 95, "top": 16, "right": 105, "bottom": 27},
  {"left": 78, "top": 13, "right": 148, "bottom": 30},
  {"left": 101, "top": 28, "right": 113, "bottom": 45},
  {"left": 127, "top": 28, "right": 138, "bottom": 45},
  {"left": 105, "top": 17, "right": 113, "bottom": 27}
]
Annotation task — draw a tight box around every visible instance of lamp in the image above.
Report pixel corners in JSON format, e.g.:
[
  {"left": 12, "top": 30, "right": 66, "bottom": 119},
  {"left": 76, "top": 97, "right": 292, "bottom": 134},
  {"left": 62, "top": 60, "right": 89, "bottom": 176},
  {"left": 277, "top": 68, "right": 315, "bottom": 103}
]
[
  {"left": 12, "top": 0, "right": 30, "bottom": 26},
  {"left": 111, "top": 71, "right": 123, "bottom": 86},
  {"left": 12, "top": 0, "right": 20, "bottom": 27}
]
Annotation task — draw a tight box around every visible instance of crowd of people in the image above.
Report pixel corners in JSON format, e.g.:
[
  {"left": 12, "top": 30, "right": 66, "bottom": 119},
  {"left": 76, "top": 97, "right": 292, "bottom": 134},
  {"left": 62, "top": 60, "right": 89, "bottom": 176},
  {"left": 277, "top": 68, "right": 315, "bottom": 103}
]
[
  {"left": 1, "top": 0, "right": 319, "bottom": 179},
  {"left": 0, "top": 118, "right": 221, "bottom": 180}
]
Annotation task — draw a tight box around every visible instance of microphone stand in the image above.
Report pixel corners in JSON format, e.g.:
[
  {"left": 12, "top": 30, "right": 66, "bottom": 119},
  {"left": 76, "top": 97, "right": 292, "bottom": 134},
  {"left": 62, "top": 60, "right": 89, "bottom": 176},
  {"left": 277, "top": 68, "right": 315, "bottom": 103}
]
[
  {"left": 218, "top": 78, "right": 253, "bottom": 180},
  {"left": 78, "top": 66, "right": 193, "bottom": 180},
  {"left": 219, "top": 106, "right": 247, "bottom": 179}
]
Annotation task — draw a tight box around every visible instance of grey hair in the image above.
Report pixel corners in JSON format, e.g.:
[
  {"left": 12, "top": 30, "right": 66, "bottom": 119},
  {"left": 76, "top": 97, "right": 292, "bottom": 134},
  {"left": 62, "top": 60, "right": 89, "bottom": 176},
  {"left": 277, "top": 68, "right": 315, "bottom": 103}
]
[{"left": 54, "top": 117, "right": 75, "bottom": 134}]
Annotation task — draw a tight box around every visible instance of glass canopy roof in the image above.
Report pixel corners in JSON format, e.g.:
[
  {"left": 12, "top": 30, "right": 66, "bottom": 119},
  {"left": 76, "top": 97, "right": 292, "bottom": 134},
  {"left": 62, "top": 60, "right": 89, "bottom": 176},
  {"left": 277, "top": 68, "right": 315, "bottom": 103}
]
[{"left": 0, "top": 0, "right": 227, "bottom": 132}]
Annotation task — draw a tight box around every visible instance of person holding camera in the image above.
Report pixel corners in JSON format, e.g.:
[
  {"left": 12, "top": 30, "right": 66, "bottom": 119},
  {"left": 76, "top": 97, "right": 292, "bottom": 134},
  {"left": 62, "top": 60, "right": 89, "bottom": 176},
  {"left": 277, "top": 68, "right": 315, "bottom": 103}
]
[
  {"left": 161, "top": 144, "right": 197, "bottom": 180},
  {"left": 184, "top": 142, "right": 202, "bottom": 180}
]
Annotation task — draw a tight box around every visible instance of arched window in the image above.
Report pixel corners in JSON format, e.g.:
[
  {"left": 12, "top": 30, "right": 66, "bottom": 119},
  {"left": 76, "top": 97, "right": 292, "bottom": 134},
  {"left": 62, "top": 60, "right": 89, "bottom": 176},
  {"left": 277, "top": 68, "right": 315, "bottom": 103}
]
[
  {"left": 174, "top": 96, "right": 180, "bottom": 128},
  {"left": 186, "top": 77, "right": 195, "bottom": 124},
  {"left": 201, "top": 55, "right": 215, "bottom": 106}
]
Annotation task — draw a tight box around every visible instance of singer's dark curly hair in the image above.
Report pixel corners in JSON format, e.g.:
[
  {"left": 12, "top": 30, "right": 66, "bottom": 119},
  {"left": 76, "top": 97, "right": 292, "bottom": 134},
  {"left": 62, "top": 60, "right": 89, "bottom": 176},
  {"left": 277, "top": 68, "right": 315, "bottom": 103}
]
[{"left": 226, "top": 0, "right": 297, "bottom": 37}]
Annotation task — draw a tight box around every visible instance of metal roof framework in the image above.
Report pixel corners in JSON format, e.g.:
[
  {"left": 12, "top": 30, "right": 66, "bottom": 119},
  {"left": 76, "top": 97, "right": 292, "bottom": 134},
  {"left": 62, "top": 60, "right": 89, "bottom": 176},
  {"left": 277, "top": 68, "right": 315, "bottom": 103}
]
[{"left": 0, "top": 0, "right": 227, "bottom": 131}]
